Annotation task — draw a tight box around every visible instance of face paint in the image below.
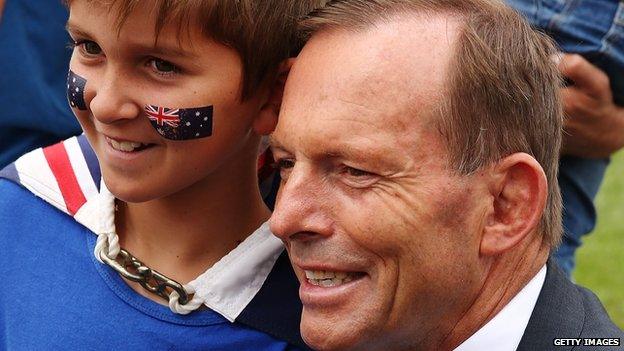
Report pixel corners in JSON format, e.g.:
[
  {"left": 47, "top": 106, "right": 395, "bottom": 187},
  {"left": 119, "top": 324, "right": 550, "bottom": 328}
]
[
  {"left": 145, "top": 104, "right": 213, "bottom": 141},
  {"left": 67, "top": 70, "right": 87, "bottom": 110}
]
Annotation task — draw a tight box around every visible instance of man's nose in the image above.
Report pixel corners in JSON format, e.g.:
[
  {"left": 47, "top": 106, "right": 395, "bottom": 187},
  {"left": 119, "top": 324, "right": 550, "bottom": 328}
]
[
  {"left": 270, "top": 166, "right": 333, "bottom": 242},
  {"left": 87, "top": 68, "right": 141, "bottom": 124}
]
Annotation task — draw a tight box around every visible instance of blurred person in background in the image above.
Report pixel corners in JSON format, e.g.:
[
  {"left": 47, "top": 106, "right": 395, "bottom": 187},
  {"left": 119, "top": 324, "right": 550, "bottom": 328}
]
[
  {"left": 505, "top": 0, "right": 624, "bottom": 276},
  {"left": 0, "top": 0, "right": 81, "bottom": 168}
]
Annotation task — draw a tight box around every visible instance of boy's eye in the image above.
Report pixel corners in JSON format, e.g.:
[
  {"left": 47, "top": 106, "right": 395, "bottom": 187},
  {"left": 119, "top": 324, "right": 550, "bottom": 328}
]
[
  {"left": 81, "top": 41, "right": 102, "bottom": 55},
  {"left": 150, "top": 58, "right": 178, "bottom": 73}
]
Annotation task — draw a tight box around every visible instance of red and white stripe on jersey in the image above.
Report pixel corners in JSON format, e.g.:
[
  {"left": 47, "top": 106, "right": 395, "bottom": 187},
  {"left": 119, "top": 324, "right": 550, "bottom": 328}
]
[{"left": 14, "top": 136, "right": 99, "bottom": 216}]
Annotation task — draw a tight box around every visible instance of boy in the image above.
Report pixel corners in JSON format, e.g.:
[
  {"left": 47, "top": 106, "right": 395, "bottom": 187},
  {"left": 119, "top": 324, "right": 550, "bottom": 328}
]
[{"left": 0, "top": 0, "right": 322, "bottom": 349}]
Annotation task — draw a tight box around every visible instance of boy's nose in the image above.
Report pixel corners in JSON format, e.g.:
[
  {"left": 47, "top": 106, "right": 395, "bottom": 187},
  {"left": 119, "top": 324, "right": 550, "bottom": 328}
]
[{"left": 88, "top": 69, "right": 141, "bottom": 124}]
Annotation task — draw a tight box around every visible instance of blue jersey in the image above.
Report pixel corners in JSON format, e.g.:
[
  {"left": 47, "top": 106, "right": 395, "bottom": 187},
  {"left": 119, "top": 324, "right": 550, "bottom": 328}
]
[{"left": 0, "top": 136, "right": 308, "bottom": 350}]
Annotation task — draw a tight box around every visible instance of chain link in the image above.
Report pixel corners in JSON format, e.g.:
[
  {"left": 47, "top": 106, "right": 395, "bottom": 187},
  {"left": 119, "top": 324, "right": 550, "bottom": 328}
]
[{"left": 99, "top": 248, "right": 191, "bottom": 305}]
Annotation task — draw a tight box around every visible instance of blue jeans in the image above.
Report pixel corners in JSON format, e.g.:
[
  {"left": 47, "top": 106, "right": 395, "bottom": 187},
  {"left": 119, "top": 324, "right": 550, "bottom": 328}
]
[
  {"left": 556, "top": 156, "right": 608, "bottom": 275},
  {"left": 505, "top": 0, "right": 621, "bottom": 276},
  {"left": 506, "top": 0, "right": 624, "bottom": 105}
]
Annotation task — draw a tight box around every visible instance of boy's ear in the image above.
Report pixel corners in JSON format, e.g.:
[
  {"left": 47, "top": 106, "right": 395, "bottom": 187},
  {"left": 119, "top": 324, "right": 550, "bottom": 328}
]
[
  {"left": 480, "top": 153, "right": 548, "bottom": 256},
  {"left": 254, "top": 58, "right": 295, "bottom": 135}
]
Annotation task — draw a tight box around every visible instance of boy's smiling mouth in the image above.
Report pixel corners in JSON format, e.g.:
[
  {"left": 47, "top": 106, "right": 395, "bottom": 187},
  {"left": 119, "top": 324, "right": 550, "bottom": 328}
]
[{"left": 105, "top": 136, "right": 155, "bottom": 153}]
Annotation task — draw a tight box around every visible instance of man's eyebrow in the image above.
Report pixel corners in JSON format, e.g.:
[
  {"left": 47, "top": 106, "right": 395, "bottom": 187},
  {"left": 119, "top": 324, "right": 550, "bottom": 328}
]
[{"left": 269, "top": 136, "right": 285, "bottom": 150}]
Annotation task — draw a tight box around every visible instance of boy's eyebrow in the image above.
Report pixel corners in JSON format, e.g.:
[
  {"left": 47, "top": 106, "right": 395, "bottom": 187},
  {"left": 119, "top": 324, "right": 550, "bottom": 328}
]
[
  {"left": 65, "top": 22, "right": 197, "bottom": 59},
  {"left": 65, "top": 22, "right": 92, "bottom": 39},
  {"left": 127, "top": 42, "right": 198, "bottom": 59}
]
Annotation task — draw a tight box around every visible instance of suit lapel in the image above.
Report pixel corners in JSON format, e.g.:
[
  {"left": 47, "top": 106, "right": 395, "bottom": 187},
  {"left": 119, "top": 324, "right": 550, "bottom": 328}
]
[{"left": 516, "top": 259, "right": 585, "bottom": 351}]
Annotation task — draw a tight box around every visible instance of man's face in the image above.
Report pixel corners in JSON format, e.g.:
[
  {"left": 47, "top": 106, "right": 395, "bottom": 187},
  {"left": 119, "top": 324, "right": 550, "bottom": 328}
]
[
  {"left": 271, "top": 17, "right": 489, "bottom": 350},
  {"left": 67, "top": 1, "right": 265, "bottom": 202}
]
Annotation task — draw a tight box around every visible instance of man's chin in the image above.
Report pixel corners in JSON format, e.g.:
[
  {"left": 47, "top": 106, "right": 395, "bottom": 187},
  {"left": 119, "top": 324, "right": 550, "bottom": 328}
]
[{"left": 300, "top": 310, "right": 369, "bottom": 351}]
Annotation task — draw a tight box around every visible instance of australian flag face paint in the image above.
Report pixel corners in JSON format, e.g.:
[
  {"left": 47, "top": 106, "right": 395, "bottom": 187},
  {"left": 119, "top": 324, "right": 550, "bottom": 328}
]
[
  {"left": 145, "top": 104, "right": 213, "bottom": 141},
  {"left": 65, "top": 68, "right": 212, "bottom": 141},
  {"left": 67, "top": 70, "right": 87, "bottom": 110}
]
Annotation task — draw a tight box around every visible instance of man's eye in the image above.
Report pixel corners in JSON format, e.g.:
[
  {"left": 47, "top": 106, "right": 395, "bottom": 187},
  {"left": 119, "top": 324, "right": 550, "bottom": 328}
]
[
  {"left": 150, "top": 58, "right": 178, "bottom": 74},
  {"left": 340, "top": 166, "right": 379, "bottom": 188},
  {"left": 345, "top": 167, "right": 371, "bottom": 177},
  {"left": 275, "top": 158, "right": 295, "bottom": 180},
  {"left": 276, "top": 158, "right": 295, "bottom": 170}
]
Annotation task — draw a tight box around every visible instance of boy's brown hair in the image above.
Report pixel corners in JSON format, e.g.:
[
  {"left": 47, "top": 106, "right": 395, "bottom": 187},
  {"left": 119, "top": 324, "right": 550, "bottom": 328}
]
[{"left": 67, "top": 0, "right": 326, "bottom": 100}]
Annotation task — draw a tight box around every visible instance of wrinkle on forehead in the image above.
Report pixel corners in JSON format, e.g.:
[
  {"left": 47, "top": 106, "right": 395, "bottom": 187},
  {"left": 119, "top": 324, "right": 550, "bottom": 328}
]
[{"left": 336, "top": 96, "right": 383, "bottom": 114}]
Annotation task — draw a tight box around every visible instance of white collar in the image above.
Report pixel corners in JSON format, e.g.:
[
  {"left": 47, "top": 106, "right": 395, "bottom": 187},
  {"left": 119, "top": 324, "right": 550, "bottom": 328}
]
[
  {"left": 79, "top": 180, "right": 284, "bottom": 322},
  {"left": 454, "top": 264, "right": 547, "bottom": 351}
]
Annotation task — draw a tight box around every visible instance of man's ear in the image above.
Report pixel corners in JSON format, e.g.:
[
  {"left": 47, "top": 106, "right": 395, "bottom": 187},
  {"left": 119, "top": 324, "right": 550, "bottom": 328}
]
[
  {"left": 480, "top": 153, "right": 548, "bottom": 256},
  {"left": 254, "top": 58, "right": 295, "bottom": 135}
]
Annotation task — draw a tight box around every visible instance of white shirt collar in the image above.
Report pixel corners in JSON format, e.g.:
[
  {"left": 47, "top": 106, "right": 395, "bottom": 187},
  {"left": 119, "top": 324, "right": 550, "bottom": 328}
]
[
  {"left": 454, "top": 264, "right": 547, "bottom": 351},
  {"left": 190, "top": 220, "right": 284, "bottom": 322},
  {"left": 77, "top": 181, "right": 284, "bottom": 322}
]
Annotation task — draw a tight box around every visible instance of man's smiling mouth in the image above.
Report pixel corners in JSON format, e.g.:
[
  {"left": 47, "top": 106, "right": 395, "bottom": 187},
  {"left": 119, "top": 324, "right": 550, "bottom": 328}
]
[{"left": 304, "top": 270, "right": 365, "bottom": 287}]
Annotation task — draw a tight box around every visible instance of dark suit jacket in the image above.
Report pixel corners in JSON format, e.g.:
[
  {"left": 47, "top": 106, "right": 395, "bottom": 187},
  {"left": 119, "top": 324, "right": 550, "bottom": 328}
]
[{"left": 517, "top": 259, "right": 624, "bottom": 351}]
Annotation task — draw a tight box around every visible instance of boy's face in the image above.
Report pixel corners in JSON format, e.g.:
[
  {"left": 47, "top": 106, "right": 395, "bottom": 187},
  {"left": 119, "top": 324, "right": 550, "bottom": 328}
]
[{"left": 66, "top": 1, "right": 268, "bottom": 202}]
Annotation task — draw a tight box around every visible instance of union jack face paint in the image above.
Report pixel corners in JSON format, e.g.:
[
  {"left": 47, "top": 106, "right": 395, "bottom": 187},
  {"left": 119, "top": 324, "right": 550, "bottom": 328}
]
[
  {"left": 145, "top": 104, "right": 213, "bottom": 141},
  {"left": 67, "top": 70, "right": 87, "bottom": 110}
]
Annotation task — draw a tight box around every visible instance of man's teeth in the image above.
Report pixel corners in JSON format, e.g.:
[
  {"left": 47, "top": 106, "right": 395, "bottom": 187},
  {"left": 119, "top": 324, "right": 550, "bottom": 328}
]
[
  {"left": 109, "top": 139, "right": 145, "bottom": 152},
  {"left": 304, "top": 270, "right": 354, "bottom": 287}
]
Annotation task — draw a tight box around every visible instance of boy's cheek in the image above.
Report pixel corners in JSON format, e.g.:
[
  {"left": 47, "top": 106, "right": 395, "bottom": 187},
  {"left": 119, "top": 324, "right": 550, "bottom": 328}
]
[{"left": 144, "top": 104, "right": 214, "bottom": 141}]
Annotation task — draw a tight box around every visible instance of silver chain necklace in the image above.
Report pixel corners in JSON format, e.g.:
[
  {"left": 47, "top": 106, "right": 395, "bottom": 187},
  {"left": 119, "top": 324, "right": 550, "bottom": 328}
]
[
  {"left": 94, "top": 186, "right": 203, "bottom": 314},
  {"left": 99, "top": 247, "right": 192, "bottom": 305}
]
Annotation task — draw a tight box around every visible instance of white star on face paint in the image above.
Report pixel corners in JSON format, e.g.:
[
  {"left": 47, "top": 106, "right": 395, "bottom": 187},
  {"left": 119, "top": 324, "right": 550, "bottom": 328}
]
[
  {"left": 75, "top": 87, "right": 79, "bottom": 92},
  {"left": 195, "top": 133, "right": 200, "bottom": 137},
  {"left": 196, "top": 112, "right": 200, "bottom": 116},
  {"left": 186, "top": 122, "right": 191, "bottom": 126},
  {"left": 204, "top": 117, "right": 208, "bottom": 121}
]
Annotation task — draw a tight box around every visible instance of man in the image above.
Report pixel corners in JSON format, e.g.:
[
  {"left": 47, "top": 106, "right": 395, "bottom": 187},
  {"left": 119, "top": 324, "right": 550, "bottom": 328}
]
[{"left": 269, "top": 0, "right": 624, "bottom": 350}]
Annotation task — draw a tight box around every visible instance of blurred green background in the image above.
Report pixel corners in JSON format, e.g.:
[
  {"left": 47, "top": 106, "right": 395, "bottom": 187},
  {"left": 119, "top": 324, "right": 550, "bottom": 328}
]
[{"left": 574, "top": 150, "right": 624, "bottom": 328}]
